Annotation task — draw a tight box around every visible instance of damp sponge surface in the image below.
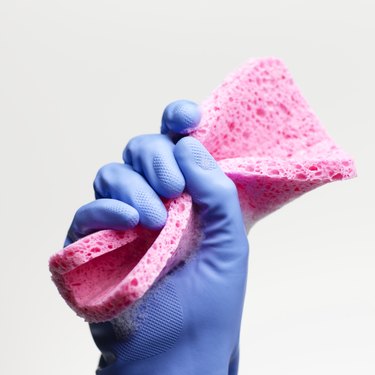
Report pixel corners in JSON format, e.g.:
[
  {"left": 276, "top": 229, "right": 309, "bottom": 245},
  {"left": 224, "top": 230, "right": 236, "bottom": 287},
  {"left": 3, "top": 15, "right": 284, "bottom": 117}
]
[{"left": 49, "top": 58, "right": 356, "bottom": 322}]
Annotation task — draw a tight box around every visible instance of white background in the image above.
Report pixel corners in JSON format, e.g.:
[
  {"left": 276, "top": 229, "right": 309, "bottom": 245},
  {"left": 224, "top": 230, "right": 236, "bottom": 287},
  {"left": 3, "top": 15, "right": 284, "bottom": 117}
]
[{"left": 0, "top": 1, "right": 374, "bottom": 374}]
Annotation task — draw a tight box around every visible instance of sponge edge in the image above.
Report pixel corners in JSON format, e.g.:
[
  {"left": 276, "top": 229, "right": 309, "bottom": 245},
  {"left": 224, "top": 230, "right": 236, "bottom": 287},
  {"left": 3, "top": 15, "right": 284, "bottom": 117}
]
[
  {"left": 193, "top": 58, "right": 352, "bottom": 162},
  {"left": 50, "top": 194, "right": 198, "bottom": 322},
  {"left": 49, "top": 57, "right": 356, "bottom": 322},
  {"left": 193, "top": 57, "right": 355, "bottom": 227},
  {"left": 219, "top": 156, "right": 355, "bottom": 228}
]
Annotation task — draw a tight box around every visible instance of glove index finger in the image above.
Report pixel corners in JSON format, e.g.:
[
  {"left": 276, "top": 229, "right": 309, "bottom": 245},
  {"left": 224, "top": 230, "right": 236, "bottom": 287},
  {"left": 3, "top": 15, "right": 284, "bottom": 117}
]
[{"left": 160, "top": 100, "right": 201, "bottom": 139}]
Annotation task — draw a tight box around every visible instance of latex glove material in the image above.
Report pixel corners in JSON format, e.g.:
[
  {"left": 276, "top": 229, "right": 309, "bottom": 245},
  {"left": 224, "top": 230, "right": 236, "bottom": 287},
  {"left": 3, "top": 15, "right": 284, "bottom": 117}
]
[
  {"left": 65, "top": 100, "right": 249, "bottom": 375},
  {"left": 65, "top": 100, "right": 201, "bottom": 245}
]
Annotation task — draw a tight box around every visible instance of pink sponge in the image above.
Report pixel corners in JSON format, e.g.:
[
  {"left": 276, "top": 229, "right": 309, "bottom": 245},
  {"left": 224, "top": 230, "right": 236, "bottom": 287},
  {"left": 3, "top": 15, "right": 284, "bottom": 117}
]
[{"left": 50, "top": 58, "right": 356, "bottom": 322}]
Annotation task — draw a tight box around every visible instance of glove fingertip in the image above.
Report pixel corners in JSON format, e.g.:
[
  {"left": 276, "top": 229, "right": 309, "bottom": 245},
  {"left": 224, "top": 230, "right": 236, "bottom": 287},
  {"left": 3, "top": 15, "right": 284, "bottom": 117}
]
[
  {"left": 161, "top": 100, "right": 201, "bottom": 136},
  {"left": 140, "top": 203, "right": 167, "bottom": 230}
]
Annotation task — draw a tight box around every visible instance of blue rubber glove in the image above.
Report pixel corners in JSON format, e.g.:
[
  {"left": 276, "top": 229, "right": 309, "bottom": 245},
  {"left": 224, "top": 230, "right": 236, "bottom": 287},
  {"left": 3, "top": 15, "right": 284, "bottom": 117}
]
[{"left": 65, "top": 100, "right": 249, "bottom": 375}]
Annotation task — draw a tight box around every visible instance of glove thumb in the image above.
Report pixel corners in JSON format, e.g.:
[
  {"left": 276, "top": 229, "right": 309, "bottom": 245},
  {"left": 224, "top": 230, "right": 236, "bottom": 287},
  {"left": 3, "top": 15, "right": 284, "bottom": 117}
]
[{"left": 174, "top": 137, "right": 248, "bottom": 265}]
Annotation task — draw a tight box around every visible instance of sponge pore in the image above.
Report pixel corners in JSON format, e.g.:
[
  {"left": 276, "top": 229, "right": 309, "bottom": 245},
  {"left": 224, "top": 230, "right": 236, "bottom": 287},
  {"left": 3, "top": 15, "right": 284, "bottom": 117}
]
[{"left": 49, "top": 58, "right": 356, "bottom": 322}]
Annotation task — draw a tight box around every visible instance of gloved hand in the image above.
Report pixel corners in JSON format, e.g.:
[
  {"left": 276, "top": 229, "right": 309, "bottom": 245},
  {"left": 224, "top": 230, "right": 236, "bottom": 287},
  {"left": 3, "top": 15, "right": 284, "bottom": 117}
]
[{"left": 65, "top": 100, "right": 249, "bottom": 375}]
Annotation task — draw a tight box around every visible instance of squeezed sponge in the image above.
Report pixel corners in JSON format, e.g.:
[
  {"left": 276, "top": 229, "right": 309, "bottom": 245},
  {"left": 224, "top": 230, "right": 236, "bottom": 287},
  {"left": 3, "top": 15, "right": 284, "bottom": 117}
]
[{"left": 49, "top": 58, "right": 356, "bottom": 322}]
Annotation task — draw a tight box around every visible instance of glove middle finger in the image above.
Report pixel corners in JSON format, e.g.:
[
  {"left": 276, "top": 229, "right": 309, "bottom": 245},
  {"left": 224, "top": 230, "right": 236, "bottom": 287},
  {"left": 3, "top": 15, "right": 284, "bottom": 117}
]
[
  {"left": 94, "top": 163, "right": 167, "bottom": 230},
  {"left": 123, "top": 134, "right": 185, "bottom": 199}
]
